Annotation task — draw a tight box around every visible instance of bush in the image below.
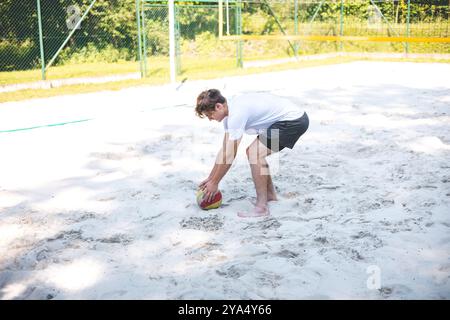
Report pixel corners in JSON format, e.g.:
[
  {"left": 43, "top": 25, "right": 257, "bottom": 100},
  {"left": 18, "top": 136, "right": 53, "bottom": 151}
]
[
  {"left": 0, "top": 40, "right": 38, "bottom": 71},
  {"left": 242, "top": 10, "right": 275, "bottom": 35},
  {"left": 56, "top": 43, "right": 134, "bottom": 65},
  {"left": 145, "top": 20, "right": 169, "bottom": 56},
  {"left": 180, "top": 31, "right": 236, "bottom": 59}
]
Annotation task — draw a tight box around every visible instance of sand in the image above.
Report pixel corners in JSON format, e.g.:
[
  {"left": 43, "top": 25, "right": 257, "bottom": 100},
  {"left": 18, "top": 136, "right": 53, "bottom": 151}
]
[{"left": 0, "top": 61, "right": 449, "bottom": 299}]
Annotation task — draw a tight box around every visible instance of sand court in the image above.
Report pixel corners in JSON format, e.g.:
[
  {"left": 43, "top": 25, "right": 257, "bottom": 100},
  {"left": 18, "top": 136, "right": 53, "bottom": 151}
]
[{"left": 0, "top": 61, "right": 449, "bottom": 299}]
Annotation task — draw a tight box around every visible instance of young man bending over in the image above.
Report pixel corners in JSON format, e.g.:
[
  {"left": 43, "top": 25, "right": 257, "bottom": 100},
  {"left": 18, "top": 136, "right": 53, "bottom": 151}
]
[{"left": 196, "top": 89, "right": 309, "bottom": 217}]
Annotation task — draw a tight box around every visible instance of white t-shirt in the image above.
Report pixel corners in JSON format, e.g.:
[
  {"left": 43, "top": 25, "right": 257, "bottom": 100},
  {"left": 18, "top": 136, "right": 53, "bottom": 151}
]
[{"left": 223, "top": 92, "right": 304, "bottom": 140}]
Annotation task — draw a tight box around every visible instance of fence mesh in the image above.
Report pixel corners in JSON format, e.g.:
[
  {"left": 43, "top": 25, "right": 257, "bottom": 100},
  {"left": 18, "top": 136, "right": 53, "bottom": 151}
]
[
  {"left": 216, "top": 0, "right": 450, "bottom": 55},
  {"left": 141, "top": 3, "right": 170, "bottom": 80},
  {"left": 1, "top": 0, "right": 449, "bottom": 85},
  {"left": 1, "top": 1, "right": 40, "bottom": 71},
  {"left": 1, "top": 0, "right": 138, "bottom": 80},
  {"left": 41, "top": 0, "right": 137, "bottom": 67}
]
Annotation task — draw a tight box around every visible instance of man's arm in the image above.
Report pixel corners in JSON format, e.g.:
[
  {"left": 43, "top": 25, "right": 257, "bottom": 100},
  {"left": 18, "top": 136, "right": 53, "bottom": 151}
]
[
  {"left": 210, "top": 134, "right": 241, "bottom": 184},
  {"left": 202, "top": 133, "right": 242, "bottom": 201},
  {"left": 199, "top": 133, "right": 229, "bottom": 187}
]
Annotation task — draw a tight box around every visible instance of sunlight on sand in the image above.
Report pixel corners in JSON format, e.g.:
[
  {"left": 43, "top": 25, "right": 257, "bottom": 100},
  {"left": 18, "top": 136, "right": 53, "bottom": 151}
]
[
  {"left": 1, "top": 282, "right": 28, "bottom": 300},
  {"left": 405, "top": 136, "right": 450, "bottom": 154},
  {"left": 44, "top": 259, "right": 104, "bottom": 291},
  {"left": 0, "top": 224, "right": 26, "bottom": 249}
]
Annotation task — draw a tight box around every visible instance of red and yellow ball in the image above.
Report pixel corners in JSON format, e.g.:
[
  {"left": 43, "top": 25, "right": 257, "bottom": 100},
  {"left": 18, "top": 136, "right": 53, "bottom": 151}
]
[{"left": 196, "top": 189, "right": 222, "bottom": 210}]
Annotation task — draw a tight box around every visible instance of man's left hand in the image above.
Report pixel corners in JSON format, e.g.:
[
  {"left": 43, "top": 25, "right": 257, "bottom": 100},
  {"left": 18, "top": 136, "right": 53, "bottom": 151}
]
[{"left": 201, "top": 180, "right": 219, "bottom": 203}]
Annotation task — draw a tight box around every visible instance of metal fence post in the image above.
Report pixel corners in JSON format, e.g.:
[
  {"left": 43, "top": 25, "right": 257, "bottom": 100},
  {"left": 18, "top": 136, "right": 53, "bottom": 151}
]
[
  {"left": 141, "top": 0, "right": 148, "bottom": 77},
  {"left": 135, "top": 0, "right": 144, "bottom": 78},
  {"left": 406, "top": 0, "right": 411, "bottom": 54},
  {"left": 169, "top": 0, "right": 176, "bottom": 83},
  {"left": 340, "top": 0, "right": 344, "bottom": 51},
  {"left": 236, "top": 0, "right": 243, "bottom": 68},
  {"left": 36, "top": 0, "right": 46, "bottom": 80},
  {"left": 175, "top": 3, "right": 181, "bottom": 76},
  {"left": 294, "top": 0, "right": 299, "bottom": 56}
]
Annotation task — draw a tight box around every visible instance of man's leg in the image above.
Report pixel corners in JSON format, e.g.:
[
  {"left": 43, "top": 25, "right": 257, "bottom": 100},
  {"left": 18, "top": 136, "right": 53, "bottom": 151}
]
[
  {"left": 266, "top": 168, "right": 277, "bottom": 202},
  {"left": 251, "top": 163, "right": 277, "bottom": 204},
  {"left": 251, "top": 157, "right": 270, "bottom": 208},
  {"left": 239, "top": 138, "right": 277, "bottom": 217}
]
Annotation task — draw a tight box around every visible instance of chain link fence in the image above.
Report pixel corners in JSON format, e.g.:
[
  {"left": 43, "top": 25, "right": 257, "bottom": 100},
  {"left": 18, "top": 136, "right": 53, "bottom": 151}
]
[
  {"left": 214, "top": 0, "right": 450, "bottom": 55},
  {"left": 142, "top": 0, "right": 449, "bottom": 80},
  {"left": 1, "top": 0, "right": 449, "bottom": 86},
  {"left": 1, "top": 1, "right": 40, "bottom": 72},
  {"left": 1, "top": 0, "right": 139, "bottom": 83},
  {"left": 141, "top": 2, "right": 170, "bottom": 80},
  {"left": 42, "top": 0, "right": 137, "bottom": 67}
]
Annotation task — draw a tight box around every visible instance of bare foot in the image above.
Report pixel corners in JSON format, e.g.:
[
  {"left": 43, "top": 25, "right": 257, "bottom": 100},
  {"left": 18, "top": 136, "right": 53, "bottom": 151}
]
[
  {"left": 267, "top": 193, "right": 278, "bottom": 202},
  {"left": 237, "top": 205, "right": 269, "bottom": 218},
  {"left": 250, "top": 197, "right": 277, "bottom": 206}
]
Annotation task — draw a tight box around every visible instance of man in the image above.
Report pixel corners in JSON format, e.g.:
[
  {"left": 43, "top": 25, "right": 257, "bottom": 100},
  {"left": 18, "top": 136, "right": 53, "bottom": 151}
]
[{"left": 196, "top": 89, "right": 309, "bottom": 217}]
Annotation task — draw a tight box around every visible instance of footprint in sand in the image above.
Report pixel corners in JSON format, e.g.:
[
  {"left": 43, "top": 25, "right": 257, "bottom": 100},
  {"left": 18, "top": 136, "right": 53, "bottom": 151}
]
[
  {"left": 91, "top": 152, "right": 125, "bottom": 160},
  {"left": 100, "top": 290, "right": 128, "bottom": 299},
  {"left": 180, "top": 215, "right": 224, "bottom": 232},
  {"left": 68, "top": 212, "right": 98, "bottom": 223},
  {"left": 351, "top": 231, "right": 384, "bottom": 249},
  {"left": 275, "top": 249, "right": 299, "bottom": 259},
  {"left": 242, "top": 217, "right": 281, "bottom": 231},
  {"left": 282, "top": 191, "right": 300, "bottom": 199},
  {"left": 47, "top": 229, "right": 83, "bottom": 242},
  {"left": 96, "top": 234, "right": 133, "bottom": 245},
  {"left": 379, "top": 284, "right": 413, "bottom": 298},
  {"left": 256, "top": 271, "right": 282, "bottom": 288},
  {"left": 97, "top": 197, "right": 116, "bottom": 202},
  {"left": 216, "top": 264, "right": 249, "bottom": 279},
  {"left": 186, "top": 242, "right": 224, "bottom": 261},
  {"left": 314, "top": 237, "right": 329, "bottom": 245}
]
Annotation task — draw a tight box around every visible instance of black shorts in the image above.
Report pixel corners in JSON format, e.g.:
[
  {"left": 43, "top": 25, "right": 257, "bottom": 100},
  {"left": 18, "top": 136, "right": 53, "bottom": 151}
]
[{"left": 258, "top": 112, "right": 309, "bottom": 151}]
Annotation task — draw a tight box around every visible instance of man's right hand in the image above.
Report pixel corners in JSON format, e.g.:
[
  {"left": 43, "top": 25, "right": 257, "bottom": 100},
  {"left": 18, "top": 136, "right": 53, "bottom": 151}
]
[{"left": 199, "top": 177, "right": 211, "bottom": 189}]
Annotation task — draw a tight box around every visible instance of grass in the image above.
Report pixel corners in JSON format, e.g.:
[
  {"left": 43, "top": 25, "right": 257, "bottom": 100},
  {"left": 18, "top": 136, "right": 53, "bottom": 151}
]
[
  {"left": 1, "top": 54, "right": 449, "bottom": 104},
  {"left": 0, "top": 56, "right": 353, "bottom": 103},
  {"left": 0, "top": 60, "right": 141, "bottom": 86}
]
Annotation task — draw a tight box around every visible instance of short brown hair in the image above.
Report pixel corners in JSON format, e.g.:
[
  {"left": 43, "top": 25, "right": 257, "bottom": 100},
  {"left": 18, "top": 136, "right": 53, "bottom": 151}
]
[{"left": 195, "top": 89, "right": 226, "bottom": 118}]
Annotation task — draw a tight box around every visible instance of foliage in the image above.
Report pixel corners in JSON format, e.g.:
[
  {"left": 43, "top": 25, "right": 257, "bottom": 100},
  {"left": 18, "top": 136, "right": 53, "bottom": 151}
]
[
  {"left": 145, "top": 19, "right": 170, "bottom": 55},
  {"left": 0, "top": 0, "right": 448, "bottom": 72},
  {"left": 57, "top": 43, "right": 135, "bottom": 64},
  {"left": 0, "top": 40, "right": 38, "bottom": 71}
]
